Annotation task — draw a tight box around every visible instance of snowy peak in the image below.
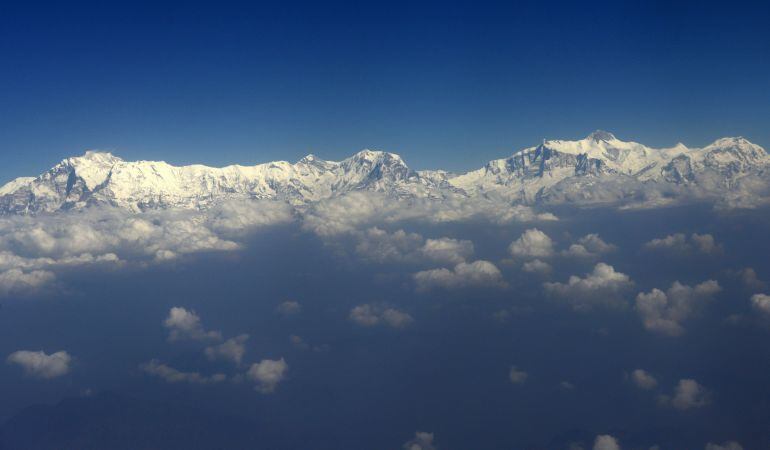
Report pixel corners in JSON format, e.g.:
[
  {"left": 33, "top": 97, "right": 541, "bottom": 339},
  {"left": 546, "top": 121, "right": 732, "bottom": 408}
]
[{"left": 586, "top": 130, "right": 617, "bottom": 142}]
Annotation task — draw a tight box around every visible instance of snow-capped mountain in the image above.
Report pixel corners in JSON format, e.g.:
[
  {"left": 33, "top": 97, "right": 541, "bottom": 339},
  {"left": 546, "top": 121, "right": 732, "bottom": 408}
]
[{"left": 1, "top": 131, "right": 768, "bottom": 214}]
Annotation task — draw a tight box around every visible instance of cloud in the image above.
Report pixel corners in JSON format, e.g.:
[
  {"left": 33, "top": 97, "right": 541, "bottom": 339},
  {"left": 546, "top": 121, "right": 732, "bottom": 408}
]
[
  {"left": 593, "top": 435, "right": 620, "bottom": 450},
  {"left": 543, "top": 263, "right": 633, "bottom": 310},
  {"left": 205, "top": 334, "right": 249, "bottom": 365},
  {"left": 164, "top": 307, "right": 222, "bottom": 342},
  {"left": 658, "top": 378, "right": 711, "bottom": 410},
  {"left": 247, "top": 358, "right": 288, "bottom": 393},
  {"left": 634, "top": 280, "right": 721, "bottom": 336},
  {"left": 275, "top": 300, "right": 302, "bottom": 316},
  {"left": 643, "top": 233, "right": 721, "bottom": 255},
  {"left": 414, "top": 260, "right": 505, "bottom": 291},
  {"left": 349, "top": 304, "right": 414, "bottom": 328},
  {"left": 734, "top": 267, "right": 766, "bottom": 291},
  {"left": 509, "top": 228, "right": 554, "bottom": 260},
  {"left": 750, "top": 293, "right": 770, "bottom": 315},
  {"left": 0, "top": 268, "right": 56, "bottom": 297},
  {"left": 563, "top": 234, "right": 617, "bottom": 258},
  {"left": 402, "top": 431, "right": 436, "bottom": 450},
  {"left": 352, "top": 228, "right": 474, "bottom": 265},
  {"left": 522, "top": 259, "right": 552, "bottom": 275},
  {"left": 509, "top": 366, "right": 528, "bottom": 384},
  {"left": 7, "top": 350, "right": 71, "bottom": 379},
  {"left": 302, "top": 191, "right": 556, "bottom": 237},
  {"left": 705, "top": 442, "right": 743, "bottom": 450},
  {"left": 140, "top": 360, "right": 226, "bottom": 384},
  {"left": 630, "top": 369, "right": 658, "bottom": 390}
]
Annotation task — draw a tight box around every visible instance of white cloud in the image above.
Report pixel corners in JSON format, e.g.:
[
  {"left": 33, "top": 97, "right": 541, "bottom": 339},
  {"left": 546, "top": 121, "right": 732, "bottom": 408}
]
[
  {"left": 349, "top": 304, "right": 414, "bottom": 328},
  {"left": 658, "top": 378, "right": 711, "bottom": 410},
  {"left": 643, "top": 233, "right": 721, "bottom": 255},
  {"left": 522, "top": 259, "right": 552, "bottom": 275},
  {"left": 276, "top": 300, "right": 302, "bottom": 316},
  {"left": 414, "top": 260, "right": 505, "bottom": 291},
  {"left": 164, "top": 307, "right": 222, "bottom": 342},
  {"left": 750, "top": 293, "right": 770, "bottom": 315},
  {"left": 402, "top": 431, "right": 436, "bottom": 450},
  {"left": 705, "top": 441, "right": 743, "bottom": 450},
  {"left": 563, "top": 234, "right": 617, "bottom": 258},
  {"left": 7, "top": 350, "right": 71, "bottom": 379},
  {"left": 247, "top": 358, "right": 288, "bottom": 393},
  {"left": 420, "top": 237, "right": 474, "bottom": 265},
  {"left": 509, "top": 366, "right": 528, "bottom": 384},
  {"left": 205, "top": 334, "right": 249, "bottom": 365},
  {"left": 509, "top": 228, "right": 554, "bottom": 260},
  {"left": 0, "top": 269, "right": 55, "bottom": 297},
  {"left": 543, "top": 263, "right": 633, "bottom": 310},
  {"left": 735, "top": 267, "right": 766, "bottom": 291},
  {"left": 349, "top": 227, "right": 475, "bottom": 266},
  {"left": 140, "top": 359, "right": 226, "bottom": 384},
  {"left": 593, "top": 435, "right": 620, "bottom": 450},
  {"left": 630, "top": 369, "right": 658, "bottom": 390},
  {"left": 635, "top": 280, "right": 721, "bottom": 337}
]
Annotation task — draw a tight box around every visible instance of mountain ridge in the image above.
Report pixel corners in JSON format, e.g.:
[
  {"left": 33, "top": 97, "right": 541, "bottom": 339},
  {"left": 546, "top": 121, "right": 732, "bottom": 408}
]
[{"left": 2, "top": 131, "right": 768, "bottom": 214}]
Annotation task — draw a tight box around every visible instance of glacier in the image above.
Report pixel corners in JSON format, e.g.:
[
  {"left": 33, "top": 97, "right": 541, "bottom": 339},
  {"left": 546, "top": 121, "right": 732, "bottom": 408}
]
[{"left": 1, "top": 130, "right": 768, "bottom": 214}]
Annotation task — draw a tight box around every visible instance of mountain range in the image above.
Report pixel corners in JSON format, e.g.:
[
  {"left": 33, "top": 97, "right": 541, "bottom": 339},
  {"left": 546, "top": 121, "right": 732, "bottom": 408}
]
[{"left": 1, "top": 131, "right": 768, "bottom": 214}]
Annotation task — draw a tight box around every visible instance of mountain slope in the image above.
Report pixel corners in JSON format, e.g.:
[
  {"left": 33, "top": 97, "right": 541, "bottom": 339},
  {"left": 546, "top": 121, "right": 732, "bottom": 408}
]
[{"left": 1, "top": 131, "right": 768, "bottom": 214}]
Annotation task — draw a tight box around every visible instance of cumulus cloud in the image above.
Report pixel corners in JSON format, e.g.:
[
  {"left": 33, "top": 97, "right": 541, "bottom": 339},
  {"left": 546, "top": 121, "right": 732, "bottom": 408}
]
[
  {"left": 509, "top": 366, "right": 528, "bottom": 384},
  {"left": 733, "top": 267, "right": 766, "bottom": 291},
  {"left": 563, "top": 234, "right": 617, "bottom": 258},
  {"left": 275, "top": 300, "right": 302, "bottom": 316},
  {"left": 302, "top": 191, "right": 556, "bottom": 237},
  {"left": 643, "top": 233, "right": 721, "bottom": 255},
  {"left": 349, "top": 304, "right": 414, "bottom": 328},
  {"left": 247, "top": 358, "right": 288, "bottom": 393},
  {"left": 7, "top": 350, "right": 71, "bottom": 379},
  {"left": 522, "top": 259, "right": 552, "bottom": 275},
  {"left": 352, "top": 228, "right": 474, "bottom": 265},
  {"left": 593, "top": 435, "right": 620, "bottom": 450},
  {"left": 705, "top": 441, "right": 743, "bottom": 450},
  {"left": 414, "top": 260, "right": 505, "bottom": 291},
  {"left": 630, "top": 369, "right": 658, "bottom": 390},
  {"left": 140, "top": 360, "right": 226, "bottom": 384},
  {"left": 0, "top": 268, "right": 56, "bottom": 297},
  {"left": 402, "top": 431, "right": 436, "bottom": 450},
  {"left": 658, "top": 379, "right": 711, "bottom": 410},
  {"left": 543, "top": 263, "right": 633, "bottom": 310},
  {"left": 509, "top": 228, "right": 554, "bottom": 260},
  {"left": 750, "top": 293, "right": 770, "bottom": 315},
  {"left": 635, "top": 280, "right": 721, "bottom": 336},
  {"left": 205, "top": 334, "right": 249, "bottom": 365},
  {"left": 164, "top": 307, "right": 222, "bottom": 342}
]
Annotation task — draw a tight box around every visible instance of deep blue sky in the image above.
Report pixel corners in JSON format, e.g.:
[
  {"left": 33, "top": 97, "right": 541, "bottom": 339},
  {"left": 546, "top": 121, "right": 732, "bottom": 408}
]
[{"left": 1, "top": 0, "right": 769, "bottom": 182}]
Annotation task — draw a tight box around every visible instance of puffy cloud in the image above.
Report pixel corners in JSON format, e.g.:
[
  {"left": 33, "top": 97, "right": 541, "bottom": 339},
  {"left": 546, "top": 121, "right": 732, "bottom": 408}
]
[
  {"left": 630, "top": 369, "right": 658, "bottom": 390},
  {"left": 302, "top": 191, "right": 556, "bottom": 237},
  {"left": 164, "top": 307, "right": 222, "bottom": 342},
  {"left": 563, "top": 234, "right": 617, "bottom": 258},
  {"left": 0, "top": 269, "right": 55, "bottom": 297},
  {"left": 140, "top": 360, "right": 226, "bottom": 384},
  {"left": 643, "top": 233, "right": 721, "bottom": 255},
  {"left": 349, "top": 228, "right": 475, "bottom": 266},
  {"left": 593, "top": 435, "right": 620, "bottom": 450},
  {"left": 750, "top": 293, "right": 770, "bottom": 315},
  {"left": 509, "top": 228, "right": 554, "bottom": 260},
  {"left": 420, "top": 237, "right": 474, "bottom": 265},
  {"left": 705, "top": 442, "right": 743, "bottom": 450},
  {"left": 635, "top": 281, "right": 721, "bottom": 337},
  {"left": 402, "top": 431, "right": 436, "bottom": 450},
  {"left": 7, "top": 350, "right": 71, "bottom": 379},
  {"left": 247, "top": 358, "right": 288, "bottom": 393},
  {"left": 509, "top": 366, "right": 528, "bottom": 384},
  {"left": 414, "top": 260, "right": 505, "bottom": 291},
  {"left": 734, "top": 267, "right": 766, "bottom": 291},
  {"left": 275, "top": 300, "right": 302, "bottom": 316},
  {"left": 522, "top": 259, "right": 552, "bottom": 275},
  {"left": 205, "top": 334, "right": 249, "bottom": 365},
  {"left": 349, "top": 304, "right": 414, "bottom": 328},
  {"left": 543, "top": 263, "right": 633, "bottom": 310},
  {"left": 658, "top": 379, "right": 711, "bottom": 410}
]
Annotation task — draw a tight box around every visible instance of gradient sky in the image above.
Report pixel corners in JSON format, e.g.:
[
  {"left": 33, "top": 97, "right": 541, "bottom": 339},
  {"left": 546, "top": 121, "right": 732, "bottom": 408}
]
[{"left": 1, "top": 0, "right": 769, "bottom": 182}]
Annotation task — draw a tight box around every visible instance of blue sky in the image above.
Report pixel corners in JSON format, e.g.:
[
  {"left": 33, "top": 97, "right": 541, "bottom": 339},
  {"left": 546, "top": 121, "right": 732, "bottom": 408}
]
[{"left": 1, "top": 0, "right": 769, "bottom": 181}]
